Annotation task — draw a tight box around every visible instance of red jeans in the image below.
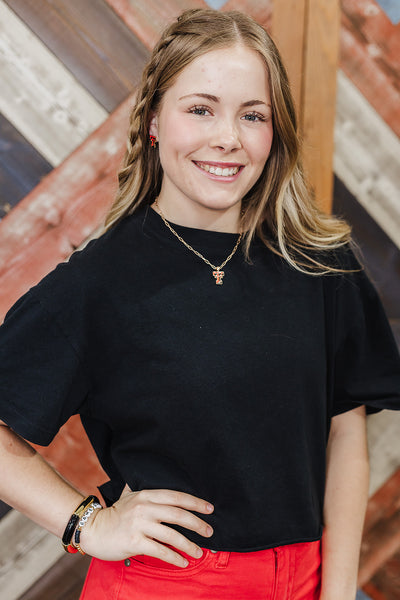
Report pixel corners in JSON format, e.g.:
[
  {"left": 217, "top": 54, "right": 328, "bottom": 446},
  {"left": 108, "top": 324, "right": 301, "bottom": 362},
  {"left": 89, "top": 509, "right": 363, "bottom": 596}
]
[{"left": 80, "top": 539, "right": 321, "bottom": 600}]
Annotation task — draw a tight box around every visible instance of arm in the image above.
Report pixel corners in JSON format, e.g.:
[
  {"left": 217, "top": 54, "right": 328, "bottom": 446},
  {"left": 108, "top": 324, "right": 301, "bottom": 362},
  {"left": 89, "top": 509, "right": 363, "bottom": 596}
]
[
  {"left": 320, "top": 405, "right": 369, "bottom": 600},
  {"left": 0, "top": 420, "right": 213, "bottom": 566}
]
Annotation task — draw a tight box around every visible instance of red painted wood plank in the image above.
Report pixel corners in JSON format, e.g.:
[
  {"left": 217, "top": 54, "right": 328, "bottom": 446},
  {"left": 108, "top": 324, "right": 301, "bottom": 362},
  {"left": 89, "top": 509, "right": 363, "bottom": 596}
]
[
  {"left": 340, "top": 0, "right": 400, "bottom": 138},
  {"left": 342, "top": 0, "right": 400, "bottom": 70},
  {"left": 363, "top": 469, "right": 400, "bottom": 534},
  {"left": 222, "top": 0, "right": 272, "bottom": 30},
  {"left": 358, "top": 468, "right": 400, "bottom": 586},
  {"left": 0, "top": 97, "right": 131, "bottom": 320},
  {"left": 106, "top": 0, "right": 208, "bottom": 49},
  {"left": 368, "top": 550, "right": 400, "bottom": 600}
]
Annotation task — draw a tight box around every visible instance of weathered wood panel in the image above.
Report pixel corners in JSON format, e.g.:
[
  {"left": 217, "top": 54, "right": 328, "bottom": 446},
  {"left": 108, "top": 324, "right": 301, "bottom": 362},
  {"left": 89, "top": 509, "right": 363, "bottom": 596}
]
[
  {"left": 0, "top": 113, "right": 52, "bottom": 220},
  {"left": 0, "top": 511, "right": 65, "bottom": 600},
  {"left": 19, "top": 553, "right": 91, "bottom": 600},
  {"left": 271, "top": 0, "right": 306, "bottom": 113},
  {"left": 222, "top": 0, "right": 272, "bottom": 29},
  {"left": 0, "top": 1, "right": 107, "bottom": 166},
  {"left": 5, "top": 0, "right": 149, "bottom": 112},
  {"left": 341, "top": 0, "right": 400, "bottom": 139},
  {"left": 106, "top": 0, "right": 208, "bottom": 49},
  {"left": 0, "top": 96, "right": 133, "bottom": 319},
  {"left": 334, "top": 70, "right": 400, "bottom": 251},
  {"left": 359, "top": 468, "right": 400, "bottom": 585}
]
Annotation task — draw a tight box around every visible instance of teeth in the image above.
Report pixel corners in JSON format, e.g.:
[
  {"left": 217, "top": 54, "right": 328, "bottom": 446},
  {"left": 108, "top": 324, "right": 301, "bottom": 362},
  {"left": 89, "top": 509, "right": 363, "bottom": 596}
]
[{"left": 196, "top": 163, "right": 240, "bottom": 177}]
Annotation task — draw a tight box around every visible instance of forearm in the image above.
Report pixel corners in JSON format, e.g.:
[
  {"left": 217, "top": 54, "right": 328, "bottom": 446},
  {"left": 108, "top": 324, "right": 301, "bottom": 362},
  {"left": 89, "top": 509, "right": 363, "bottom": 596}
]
[
  {"left": 0, "top": 422, "right": 85, "bottom": 538},
  {"left": 320, "top": 408, "right": 369, "bottom": 600}
]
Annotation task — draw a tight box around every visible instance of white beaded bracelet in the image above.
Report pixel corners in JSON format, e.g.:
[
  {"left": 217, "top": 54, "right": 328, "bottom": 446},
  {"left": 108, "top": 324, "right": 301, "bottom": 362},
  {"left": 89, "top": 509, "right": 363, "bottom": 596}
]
[{"left": 73, "top": 502, "right": 102, "bottom": 555}]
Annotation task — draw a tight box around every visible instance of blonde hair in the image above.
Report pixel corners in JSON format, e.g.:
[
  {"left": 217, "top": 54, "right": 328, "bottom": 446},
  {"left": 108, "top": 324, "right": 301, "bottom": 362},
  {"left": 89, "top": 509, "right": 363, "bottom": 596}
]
[{"left": 104, "top": 8, "right": 356, "bottom": 275}]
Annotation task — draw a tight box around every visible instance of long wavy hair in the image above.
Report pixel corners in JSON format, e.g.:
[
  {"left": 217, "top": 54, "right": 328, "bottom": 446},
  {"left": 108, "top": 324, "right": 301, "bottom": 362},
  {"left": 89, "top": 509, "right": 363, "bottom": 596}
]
[{"left": 103, "top": 8, "right": 356, "bottom": 275}]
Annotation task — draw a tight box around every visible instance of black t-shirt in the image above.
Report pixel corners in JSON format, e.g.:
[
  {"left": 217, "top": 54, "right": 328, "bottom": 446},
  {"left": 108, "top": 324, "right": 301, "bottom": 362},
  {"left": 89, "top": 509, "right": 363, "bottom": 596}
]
[{"left": 1, "top": 204, "right": 400, "bottom": 552}]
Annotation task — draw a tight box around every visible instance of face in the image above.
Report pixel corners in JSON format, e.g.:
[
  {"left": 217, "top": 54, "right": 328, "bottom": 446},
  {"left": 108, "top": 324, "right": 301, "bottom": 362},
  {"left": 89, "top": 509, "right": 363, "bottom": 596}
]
[{"left": 149, "top": 44, "right": 273, "bottom": 232}]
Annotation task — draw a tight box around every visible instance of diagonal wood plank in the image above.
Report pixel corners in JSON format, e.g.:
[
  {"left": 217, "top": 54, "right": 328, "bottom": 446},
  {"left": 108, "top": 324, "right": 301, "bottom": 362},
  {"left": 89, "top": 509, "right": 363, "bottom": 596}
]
[
  {"left": 0, "top": 1, "right": 107, "bottom": 166},
  {"left": 341, "top": 0, "right": 400, "bottom": 139},
  {"left": 0, "top": 510, "right": 66, "bottom": 600},
  {"left": 0, "top": 113, "right": 52, "bottom": 220},
  {"left": 106, "top": 0, "right": 209, "bottom": 48},
  {"left": 5, "top": 0, "right": 149, "bottom": 112},
  {"left": 0, "top": 96, "right": 132, "bottom": 319},
  {"left": 334, "top": 70, "right": 400, "bottom": 250}
]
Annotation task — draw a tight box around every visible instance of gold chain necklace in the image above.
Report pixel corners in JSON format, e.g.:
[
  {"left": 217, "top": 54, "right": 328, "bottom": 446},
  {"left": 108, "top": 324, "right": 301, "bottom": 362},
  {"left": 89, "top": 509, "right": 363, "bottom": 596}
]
[{"left": 154, "top": 199, "right": 242, "bottom": 285}]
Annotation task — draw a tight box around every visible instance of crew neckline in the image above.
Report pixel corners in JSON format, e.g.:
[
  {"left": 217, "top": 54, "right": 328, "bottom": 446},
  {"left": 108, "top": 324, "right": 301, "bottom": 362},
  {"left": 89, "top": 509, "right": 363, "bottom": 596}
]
[{"left": 141, "top": 204, "right": 244, "bottom": 254}]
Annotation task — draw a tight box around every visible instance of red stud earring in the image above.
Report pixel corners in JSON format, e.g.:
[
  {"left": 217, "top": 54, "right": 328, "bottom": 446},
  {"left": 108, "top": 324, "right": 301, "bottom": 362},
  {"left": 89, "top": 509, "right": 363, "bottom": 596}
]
[{"left": 149, "top": 135, "right": 158, "bottom": 147}]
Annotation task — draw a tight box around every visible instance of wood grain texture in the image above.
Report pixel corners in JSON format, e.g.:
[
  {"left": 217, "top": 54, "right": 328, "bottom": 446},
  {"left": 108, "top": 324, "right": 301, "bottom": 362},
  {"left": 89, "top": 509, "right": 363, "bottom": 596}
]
[
  {"left": 0, "top": 511, "right": 65, "bottom": 600},
  {"left": 358, "top": 469, "right": 400, "bottom": 586},
  {"left": 5, "top": 0, "right": 149, "bottom": 112},
  {"left": 0, "top": 96, "right": 131, "bottom": 320},
  {"left": 334, "top": 70, "right": 400, "bottom": 250},
  {"left": 0, "top": 113, "right": 52, "bottom": 220},
  {"left": 18, "top": 553, "right": 91, "bottom": 600},
  {"left": 0, "top": 1, "right": 107, "bottom": 166},
  {"left": 301, "top": 0, "right": 340, "bottom": 214},
  {"left": 341, "top": 0, "right": 400, "bottom": 138},
  {"left": 106, "top": 0, "right": 208, "bottom": 49},
  {"left": 272, "top": 0, "right": 307, "bottom": 112},
  {"left": 222, "top": 0, "right": 272, "bottom": 30}
]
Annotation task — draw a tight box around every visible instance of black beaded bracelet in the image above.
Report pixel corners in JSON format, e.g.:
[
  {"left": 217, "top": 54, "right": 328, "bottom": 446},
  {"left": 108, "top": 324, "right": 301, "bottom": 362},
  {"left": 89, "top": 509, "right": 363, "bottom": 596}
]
[{"left": 62, "top": 495, "right": 100, "bottom": 550}]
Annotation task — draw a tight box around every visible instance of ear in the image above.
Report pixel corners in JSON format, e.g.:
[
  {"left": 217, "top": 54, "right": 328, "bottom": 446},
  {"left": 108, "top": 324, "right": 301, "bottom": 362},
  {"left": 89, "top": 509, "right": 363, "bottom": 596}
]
[{"left": 149, "top": 112, "right": 159, "bottom": 138}]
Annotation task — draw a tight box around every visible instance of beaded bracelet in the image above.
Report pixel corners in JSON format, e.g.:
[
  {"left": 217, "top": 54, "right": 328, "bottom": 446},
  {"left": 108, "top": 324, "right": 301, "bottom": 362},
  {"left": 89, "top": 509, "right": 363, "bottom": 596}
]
[
  {"left": 62, "top": 495, "right": 100, "bottom": 554},
  {"left": 73, "top": 502, "right": 102, "bottom": 555}
]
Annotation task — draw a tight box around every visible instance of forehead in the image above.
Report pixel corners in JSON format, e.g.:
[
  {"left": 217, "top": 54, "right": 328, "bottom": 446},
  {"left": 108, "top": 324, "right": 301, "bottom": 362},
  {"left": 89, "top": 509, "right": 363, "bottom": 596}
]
[{"left": 168, "top": 45, "right": 270, "bottom": 100}]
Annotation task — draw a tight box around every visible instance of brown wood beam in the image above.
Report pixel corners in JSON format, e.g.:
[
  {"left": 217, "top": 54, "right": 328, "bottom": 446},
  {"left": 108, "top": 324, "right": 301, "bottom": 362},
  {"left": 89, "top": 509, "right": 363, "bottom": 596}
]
[{"left": 273, "top": 0, "right": 340, "bottom": 214}]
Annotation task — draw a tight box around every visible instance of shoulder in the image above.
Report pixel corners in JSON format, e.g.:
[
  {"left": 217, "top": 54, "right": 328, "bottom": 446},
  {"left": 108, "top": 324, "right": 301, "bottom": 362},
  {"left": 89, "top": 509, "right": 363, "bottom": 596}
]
[{"left": 24, "top": 208, "right": 146, "bottom": 313}]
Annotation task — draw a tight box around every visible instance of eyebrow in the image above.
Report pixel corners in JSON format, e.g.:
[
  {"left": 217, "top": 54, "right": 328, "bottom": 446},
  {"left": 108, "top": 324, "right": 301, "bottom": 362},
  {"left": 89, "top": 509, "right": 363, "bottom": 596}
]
[{"left": 178, "top": 93, "right": 270, "bottom": 108}]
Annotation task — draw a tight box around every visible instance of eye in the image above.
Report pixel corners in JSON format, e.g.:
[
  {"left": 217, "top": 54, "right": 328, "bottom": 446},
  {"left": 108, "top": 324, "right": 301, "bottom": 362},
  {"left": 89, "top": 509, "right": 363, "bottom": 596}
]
[
  {"left": 242, "top": 112, "right": 267, "bottom": 122},
  {"left": 188, "top": 105, "right": 212, "bottom": 116}
]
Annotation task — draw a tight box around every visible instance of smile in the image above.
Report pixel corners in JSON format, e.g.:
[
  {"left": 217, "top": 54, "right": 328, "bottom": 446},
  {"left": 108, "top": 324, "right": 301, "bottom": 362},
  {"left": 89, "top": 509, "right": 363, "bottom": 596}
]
[{"left": 193, "top": 162, "right": 242, "bottom": 177}]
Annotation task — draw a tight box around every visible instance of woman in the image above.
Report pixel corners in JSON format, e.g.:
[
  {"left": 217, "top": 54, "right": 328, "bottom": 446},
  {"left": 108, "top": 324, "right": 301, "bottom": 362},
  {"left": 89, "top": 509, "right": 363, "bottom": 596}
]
[{"left": 0, "top": 8, "right": 399, "bottom": 600}]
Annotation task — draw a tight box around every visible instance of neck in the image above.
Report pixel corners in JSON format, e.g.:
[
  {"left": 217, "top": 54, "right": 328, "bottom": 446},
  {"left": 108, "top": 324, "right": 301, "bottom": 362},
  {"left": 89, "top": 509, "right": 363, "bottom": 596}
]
[{"left": 151, "top": 198, "right": 241, "bottom": 234}]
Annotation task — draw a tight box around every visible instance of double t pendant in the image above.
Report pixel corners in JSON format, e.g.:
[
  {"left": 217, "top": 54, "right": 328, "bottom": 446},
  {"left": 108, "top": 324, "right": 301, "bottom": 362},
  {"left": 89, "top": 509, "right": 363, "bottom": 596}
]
[
  {"left": 154, "top": 199, "right": 242, "bottom": 285},
  {"left": 213, "top": 269, "right": 225, "bottom": 285}
]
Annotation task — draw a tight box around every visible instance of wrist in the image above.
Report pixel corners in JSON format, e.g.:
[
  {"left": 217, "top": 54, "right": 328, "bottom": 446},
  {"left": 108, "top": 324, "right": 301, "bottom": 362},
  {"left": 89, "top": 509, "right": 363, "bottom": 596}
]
[{"left": 77, "top": 503, "right": 103, "bottom": 556}]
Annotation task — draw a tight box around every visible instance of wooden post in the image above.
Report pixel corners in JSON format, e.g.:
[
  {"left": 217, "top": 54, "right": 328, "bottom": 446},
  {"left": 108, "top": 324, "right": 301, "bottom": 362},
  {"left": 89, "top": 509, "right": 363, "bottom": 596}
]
[{"left": 273, "top": 0, "right": 340, "bottom": 214}]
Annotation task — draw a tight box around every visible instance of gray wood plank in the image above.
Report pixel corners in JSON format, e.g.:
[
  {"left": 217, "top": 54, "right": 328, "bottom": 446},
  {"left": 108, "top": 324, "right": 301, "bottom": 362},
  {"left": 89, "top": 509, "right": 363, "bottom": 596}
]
[
  {"left": 0, "top": 113, "right": 52, "bottom": 220},
  {"left": 0, "top": 1, "right": 107, "bottom": 166},
  {"left": 5, "top": 0, "right": 149, "bottom": 112}
]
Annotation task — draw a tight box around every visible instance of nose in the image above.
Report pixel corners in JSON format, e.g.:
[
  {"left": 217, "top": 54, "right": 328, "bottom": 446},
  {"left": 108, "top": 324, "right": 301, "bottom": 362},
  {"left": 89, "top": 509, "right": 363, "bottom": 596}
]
[{"left": 209, "top": 118, "right": 242, "bottom": 152}]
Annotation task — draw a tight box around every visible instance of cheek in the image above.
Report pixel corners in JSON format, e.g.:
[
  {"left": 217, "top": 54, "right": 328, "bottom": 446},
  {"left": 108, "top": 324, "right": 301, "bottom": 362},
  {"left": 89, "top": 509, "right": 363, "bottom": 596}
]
[
  {"left": 161, "top": 115, "right": 203, "bottom": 153},
  {"left": 247, "top": 126, "right": 274, "bottom": 165}
]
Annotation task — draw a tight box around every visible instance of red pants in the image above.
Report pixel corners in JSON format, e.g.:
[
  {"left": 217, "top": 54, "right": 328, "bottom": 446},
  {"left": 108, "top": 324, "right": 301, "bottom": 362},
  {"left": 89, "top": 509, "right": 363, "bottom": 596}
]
[{"left": 79, "top": 540, "right": 321, "bottom": 599}]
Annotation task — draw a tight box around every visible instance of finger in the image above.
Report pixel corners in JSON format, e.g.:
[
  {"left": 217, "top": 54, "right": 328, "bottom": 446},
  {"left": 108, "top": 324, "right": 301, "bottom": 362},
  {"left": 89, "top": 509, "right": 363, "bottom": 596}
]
[
  {"left": 144, "top": 523, "right": 204, "bottom": 559},
  {"left": 143, "top": 504, "right": 213, "bottom": 539},
  {"left": 138, "top": 489, "right": 214, "bottom": 514},
  {"left": 140, "top": 538, "right": 190, "bottom": 568}
]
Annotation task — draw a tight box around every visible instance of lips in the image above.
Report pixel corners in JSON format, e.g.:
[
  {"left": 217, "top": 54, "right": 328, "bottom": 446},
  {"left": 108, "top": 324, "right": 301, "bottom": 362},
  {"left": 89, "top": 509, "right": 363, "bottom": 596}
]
[{"left": 193, "top": 161, "right": 243, "bottom": 178}]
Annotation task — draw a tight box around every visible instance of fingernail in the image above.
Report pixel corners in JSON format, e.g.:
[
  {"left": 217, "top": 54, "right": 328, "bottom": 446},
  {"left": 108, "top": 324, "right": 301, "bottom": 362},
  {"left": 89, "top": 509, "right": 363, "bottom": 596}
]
[
  {"left": 207, "top": 503, "right": 214, "bottom": 512},
  {"left": 207, "top": 526, "right": 213, "bottom": 536},
  {"left": 195, "top": 547, "right": 203, "bottom": 558},
  {"left": 183, "top": 559, "right": 189, "bottom": 567}
]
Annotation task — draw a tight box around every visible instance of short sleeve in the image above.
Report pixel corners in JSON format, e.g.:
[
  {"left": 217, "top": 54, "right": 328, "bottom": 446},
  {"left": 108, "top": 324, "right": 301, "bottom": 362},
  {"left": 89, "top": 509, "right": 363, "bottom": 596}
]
[
  {"left": 0, "top": 290, "right": 90, "bottom": 445},
  {"left": 332, "top": 248, "right": 400, "bottom": 417}
]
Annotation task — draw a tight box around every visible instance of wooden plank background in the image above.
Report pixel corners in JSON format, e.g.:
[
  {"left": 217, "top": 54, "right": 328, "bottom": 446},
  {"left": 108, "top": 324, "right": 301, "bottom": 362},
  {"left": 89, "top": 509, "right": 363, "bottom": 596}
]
[
  {"left": 4, "top": 0, "right": 149, "bottom": 112},
  {"left": 0, "top": 0, "right": 399, "bottom": 598}
]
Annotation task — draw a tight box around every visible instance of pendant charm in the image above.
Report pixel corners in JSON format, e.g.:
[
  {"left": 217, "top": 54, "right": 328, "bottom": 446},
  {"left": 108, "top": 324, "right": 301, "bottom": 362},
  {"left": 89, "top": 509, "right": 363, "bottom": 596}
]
[{"left": 213, "top": 270, "right": 224, "bottom": 285}]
